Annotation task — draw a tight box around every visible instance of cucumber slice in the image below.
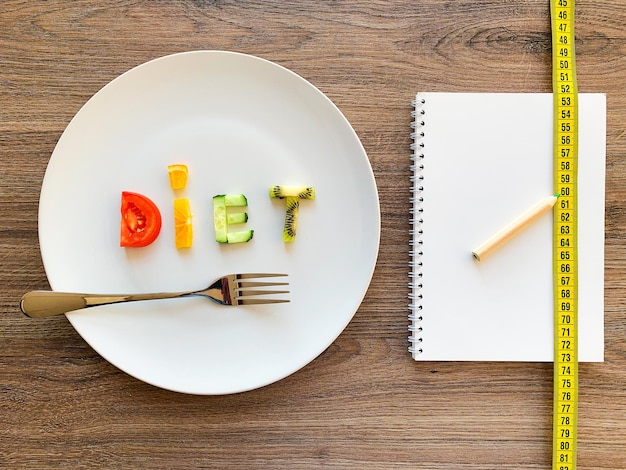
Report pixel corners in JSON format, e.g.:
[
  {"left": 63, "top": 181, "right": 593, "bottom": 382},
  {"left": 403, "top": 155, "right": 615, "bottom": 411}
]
[
  {"left": 212, "top": 195, "right": 228, "bottom": 243},
  {"left": 227, "top": 212, "right": 248, "bottom": 225},
  {"left": 224, "top": 193, "right": 248, "bottom": 206},
  {"left": 269, "top": 185, "right": 315, "bottom": 200},
  {"left": 213, "top": 194, "right": 252, "bottom": 243},
  {"left": 227, "top": 230, "right": 254, "bottom": 244}
]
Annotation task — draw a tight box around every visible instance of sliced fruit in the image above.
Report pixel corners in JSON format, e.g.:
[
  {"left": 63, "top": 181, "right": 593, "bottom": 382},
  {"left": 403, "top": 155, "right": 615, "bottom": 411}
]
[
  {"left": 213, "top": 194, "right": 252, "bottom": 244},
  {"left": 167, "top": 164, "right": 188, "bottom": 190},
  {"left": 283, "top": 196, "right": 299, "bottom": 242},
  {"left": 269, "top": 185, "right": 315, "bottom": 200},
  {"left": 174, "top": 198, "right": 192, "bottom": 249},
  {"left": 270, "top": 185, "right": 315, "bottom": 242},
  {"left": 120, "top": 191, "right": 162, "bottom": 247}
]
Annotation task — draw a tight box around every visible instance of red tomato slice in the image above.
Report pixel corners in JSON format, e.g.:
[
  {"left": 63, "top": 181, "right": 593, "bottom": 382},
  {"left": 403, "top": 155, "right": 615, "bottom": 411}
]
[{"left": 120, "top": 191, "right": 162, "bottom": 247}]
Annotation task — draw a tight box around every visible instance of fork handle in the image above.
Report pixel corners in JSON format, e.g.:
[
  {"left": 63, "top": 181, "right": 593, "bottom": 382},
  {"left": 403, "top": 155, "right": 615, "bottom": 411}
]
[{"left": 20, "top": 290, "right": 190, "bottom": 318}]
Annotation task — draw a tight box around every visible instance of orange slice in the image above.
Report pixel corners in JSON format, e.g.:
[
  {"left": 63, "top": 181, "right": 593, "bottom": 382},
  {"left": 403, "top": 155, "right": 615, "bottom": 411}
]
[
  {"left": 174, "top": 198, "right": 192, "bottom": 249},
  {"left": 168, "top": 164, "right": 188, "bottom": 190}
]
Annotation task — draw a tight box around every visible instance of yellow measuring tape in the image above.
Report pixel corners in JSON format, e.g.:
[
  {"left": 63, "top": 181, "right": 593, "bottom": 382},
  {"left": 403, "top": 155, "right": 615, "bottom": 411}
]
[{"left": 551, "top": 0, "right": 578, "bottom": 468}]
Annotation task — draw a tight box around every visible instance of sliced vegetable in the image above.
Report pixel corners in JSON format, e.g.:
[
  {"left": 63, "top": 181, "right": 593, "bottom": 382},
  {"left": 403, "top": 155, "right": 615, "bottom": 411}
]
[
  {"left": 213, "top": 195, "right": 228, "bottom": 243},
  {"left": 227, "top": 230, "right": 254, "bottom": 243},
  {"left": 174, "top": 198, "right": 192, "bottom": 249},
  {"left": 213, "top": 194, "right": 252, "bottom": 244},
  {"left": 167, "top": 164, "right": 188, "bottom": 190},
  {"left": 224, "top": 193, "right": 248, "bottom": 206},
  {"left": 227, "top": 212, "right": 248, "bottom": 225},
  {"left": 270, "top": 185, "right": 315, "bottom": 242},
  {"left": 120, "top": 191, "right": 162, "bottom": 247}
]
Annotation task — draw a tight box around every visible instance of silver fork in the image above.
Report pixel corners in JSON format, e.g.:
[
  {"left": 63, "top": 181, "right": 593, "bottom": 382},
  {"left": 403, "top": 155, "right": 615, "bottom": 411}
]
[{"left": 20, "top": 273, "right": 290, "bottom": 318}]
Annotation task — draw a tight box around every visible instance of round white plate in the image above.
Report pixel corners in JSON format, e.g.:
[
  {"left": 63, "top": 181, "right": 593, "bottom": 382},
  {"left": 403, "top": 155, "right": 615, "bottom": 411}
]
[{"left": 39, "top": 51, "right": 380, "bottom": 394}]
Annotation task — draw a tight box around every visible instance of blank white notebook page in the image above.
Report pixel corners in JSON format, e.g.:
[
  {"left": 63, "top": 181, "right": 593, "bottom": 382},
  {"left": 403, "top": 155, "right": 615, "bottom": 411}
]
[{"left": 409, "top": 92, "right": 605, "bottom": 362}]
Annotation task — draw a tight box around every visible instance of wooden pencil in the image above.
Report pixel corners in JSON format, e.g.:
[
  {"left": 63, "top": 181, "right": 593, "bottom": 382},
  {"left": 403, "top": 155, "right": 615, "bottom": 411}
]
[{"left": 472, "top": 194, "right": 560, "bottom": 261}]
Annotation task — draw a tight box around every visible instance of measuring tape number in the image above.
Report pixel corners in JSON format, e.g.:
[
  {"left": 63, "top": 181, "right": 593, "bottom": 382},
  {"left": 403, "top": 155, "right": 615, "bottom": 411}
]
[{"left": 551, "top": 0, "right": 579, "bottom": 469}]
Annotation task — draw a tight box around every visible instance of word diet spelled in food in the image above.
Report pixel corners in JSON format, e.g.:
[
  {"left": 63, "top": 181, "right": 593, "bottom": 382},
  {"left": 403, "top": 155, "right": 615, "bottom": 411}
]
[{"left": 119, "top": 164, "right": 315, "bottom": 249}]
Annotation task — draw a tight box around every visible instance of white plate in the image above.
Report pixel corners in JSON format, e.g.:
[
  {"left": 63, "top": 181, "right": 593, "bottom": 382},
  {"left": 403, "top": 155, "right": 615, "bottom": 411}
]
[{"left": 38, "top": 51, "right": 380, "bottom": 394}]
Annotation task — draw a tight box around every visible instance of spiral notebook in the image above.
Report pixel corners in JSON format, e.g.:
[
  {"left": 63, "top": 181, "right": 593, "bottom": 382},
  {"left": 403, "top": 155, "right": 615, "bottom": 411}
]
[{"left": 409, "top": 92, "right": 606, "bottom": 362}]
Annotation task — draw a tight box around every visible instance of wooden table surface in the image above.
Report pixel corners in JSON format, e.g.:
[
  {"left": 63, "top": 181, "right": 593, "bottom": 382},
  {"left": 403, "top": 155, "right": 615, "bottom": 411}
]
[{"left": 2, "top": 1, "right": 625, "bottom": 468}]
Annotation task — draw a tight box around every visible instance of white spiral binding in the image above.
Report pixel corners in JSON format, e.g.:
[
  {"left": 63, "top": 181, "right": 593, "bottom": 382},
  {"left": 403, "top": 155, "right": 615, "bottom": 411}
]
[{"left": 408, "top": 98, "right": 425, "bottom": 355}]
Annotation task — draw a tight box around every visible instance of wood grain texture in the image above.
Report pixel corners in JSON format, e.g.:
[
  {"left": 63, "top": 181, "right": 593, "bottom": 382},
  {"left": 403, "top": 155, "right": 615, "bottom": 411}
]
[{"left": 1, "top": 1, "right": 625, "bottom": 468}]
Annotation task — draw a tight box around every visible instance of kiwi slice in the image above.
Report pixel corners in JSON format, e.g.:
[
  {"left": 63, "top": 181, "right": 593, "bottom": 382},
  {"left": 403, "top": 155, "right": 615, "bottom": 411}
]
[
  {"left": 283, "top": 196, "right": 299, "bottom": 242},
  {"left": 270, "top": 185, "right": 315, "bottom": 242},
  {"left": 269, "top": 186, "right": 315, "bottom": 200}
]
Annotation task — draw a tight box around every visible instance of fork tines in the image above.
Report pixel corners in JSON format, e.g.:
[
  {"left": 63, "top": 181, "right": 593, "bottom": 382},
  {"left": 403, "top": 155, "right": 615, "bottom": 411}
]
[{"left": 234, "top": 274, "right": 290, "bottom": 305}]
